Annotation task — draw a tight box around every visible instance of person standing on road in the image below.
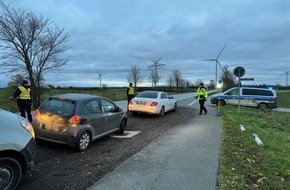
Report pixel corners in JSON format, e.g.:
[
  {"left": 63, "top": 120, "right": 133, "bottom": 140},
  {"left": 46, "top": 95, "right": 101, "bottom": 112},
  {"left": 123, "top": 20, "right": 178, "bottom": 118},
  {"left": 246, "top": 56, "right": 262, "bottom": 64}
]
[
  {"left": 126, "top": 82, "right": 135, "bottom": 111},
  {"left": 196, "top": 83, "right": 208, "bottom": 115},
  {"left": 10, "top": 80, "right": 33, "bottom": 122}
]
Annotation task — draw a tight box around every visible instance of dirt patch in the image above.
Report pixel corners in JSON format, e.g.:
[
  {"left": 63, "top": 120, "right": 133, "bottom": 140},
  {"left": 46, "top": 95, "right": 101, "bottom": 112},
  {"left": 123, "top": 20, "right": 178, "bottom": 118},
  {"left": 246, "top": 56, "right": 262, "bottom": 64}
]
[{"left": 17, "top": 107, "right": 192, "bottom": 190}]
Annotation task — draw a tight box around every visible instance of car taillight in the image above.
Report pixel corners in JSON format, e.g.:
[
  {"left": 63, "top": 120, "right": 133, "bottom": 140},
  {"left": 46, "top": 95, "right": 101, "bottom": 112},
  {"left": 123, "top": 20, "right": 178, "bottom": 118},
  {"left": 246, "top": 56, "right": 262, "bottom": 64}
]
[
  {"left": 35, "top": 109, "right": 40, "bottom": 117},
  {"left": 129, "top": 100, "right": 133, "bottom": 105},
  {"left": 150, "top": 102, "right": 158, "bottom": 106},
  {"left": 68, "top": 115, "right": 81, "bottom": 124}
]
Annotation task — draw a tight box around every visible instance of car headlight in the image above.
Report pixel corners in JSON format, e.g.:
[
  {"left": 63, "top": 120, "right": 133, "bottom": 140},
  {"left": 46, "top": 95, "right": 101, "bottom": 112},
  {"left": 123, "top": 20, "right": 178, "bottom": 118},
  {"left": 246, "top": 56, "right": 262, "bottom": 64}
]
[{"left": 19, "top": 117, "right": 35, "bottom": 139}]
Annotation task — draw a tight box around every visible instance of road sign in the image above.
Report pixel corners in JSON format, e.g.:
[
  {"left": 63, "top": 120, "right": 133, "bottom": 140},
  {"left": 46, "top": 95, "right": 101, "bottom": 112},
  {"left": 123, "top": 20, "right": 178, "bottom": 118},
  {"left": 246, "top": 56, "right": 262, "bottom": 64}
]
[
  {"left": 240, "top": 78, "right": 254, "bottom": 81},
  {"left": 234, "top": 66, "right": 245, "bottom": 77}
]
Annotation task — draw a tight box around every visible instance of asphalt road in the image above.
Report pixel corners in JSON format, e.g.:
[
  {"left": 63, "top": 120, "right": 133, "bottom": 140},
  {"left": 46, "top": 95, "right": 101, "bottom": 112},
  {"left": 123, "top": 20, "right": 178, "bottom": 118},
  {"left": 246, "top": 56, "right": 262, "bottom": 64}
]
[{"left": 89, "top": 93, "right": 224, "bottom": 190}]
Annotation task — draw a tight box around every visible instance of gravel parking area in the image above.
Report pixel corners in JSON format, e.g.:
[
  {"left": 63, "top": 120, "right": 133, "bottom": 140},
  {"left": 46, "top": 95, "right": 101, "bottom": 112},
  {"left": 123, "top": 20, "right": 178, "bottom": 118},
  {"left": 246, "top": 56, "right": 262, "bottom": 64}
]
[{"left": 17, "top": 107, "right": 191, "bottom": 190}]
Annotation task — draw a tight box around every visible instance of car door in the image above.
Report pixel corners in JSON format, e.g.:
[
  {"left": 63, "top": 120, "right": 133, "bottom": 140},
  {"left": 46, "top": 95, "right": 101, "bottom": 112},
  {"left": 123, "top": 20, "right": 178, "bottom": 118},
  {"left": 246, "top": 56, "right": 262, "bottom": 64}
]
[
  {"left": 160, "top": 93, "right": 169, "bottom": 112},
  {"left": 162, "top": 92, "right": 174, "bottom": 111},
  {"left": 224, "top": 88, "right": 239, "bottom": 105},
  {"left": 100, "top": 99, "right": 121, "bottom": 132},
  {"left": 84, "top": 99, "right": 106, "bottom": 137}
]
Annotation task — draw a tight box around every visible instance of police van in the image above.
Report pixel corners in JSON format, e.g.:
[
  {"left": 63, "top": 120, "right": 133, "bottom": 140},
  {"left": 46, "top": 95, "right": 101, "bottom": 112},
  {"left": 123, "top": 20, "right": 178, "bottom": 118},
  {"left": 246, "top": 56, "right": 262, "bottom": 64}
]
[{"left": 210, "top": 87, "right": 277, "bottom": 109}]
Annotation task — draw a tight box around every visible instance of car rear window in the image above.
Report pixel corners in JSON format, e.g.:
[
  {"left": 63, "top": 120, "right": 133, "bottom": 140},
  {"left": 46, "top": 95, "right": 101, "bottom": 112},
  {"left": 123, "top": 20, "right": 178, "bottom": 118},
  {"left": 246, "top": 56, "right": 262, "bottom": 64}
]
[
  {"left": 40, "top": 99, "right": 74, "bottom": 116},
  {"left": 137, "top": 91, "right": 158, "bottom": 99}
]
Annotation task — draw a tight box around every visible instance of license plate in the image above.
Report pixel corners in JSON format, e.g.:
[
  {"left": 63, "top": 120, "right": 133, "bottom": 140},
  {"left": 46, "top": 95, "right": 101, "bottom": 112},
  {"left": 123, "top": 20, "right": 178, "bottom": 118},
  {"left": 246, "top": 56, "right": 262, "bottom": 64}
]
[{"left": 136, "top": 101, "right": 146, "bottom": 105}]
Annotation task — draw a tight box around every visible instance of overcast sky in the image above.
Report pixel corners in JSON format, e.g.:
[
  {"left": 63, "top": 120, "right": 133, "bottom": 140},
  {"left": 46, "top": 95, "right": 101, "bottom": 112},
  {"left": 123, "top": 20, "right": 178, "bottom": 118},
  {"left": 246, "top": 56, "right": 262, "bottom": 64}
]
[{"left": 1, "top": 0, "right": 290, "bottom": 87}]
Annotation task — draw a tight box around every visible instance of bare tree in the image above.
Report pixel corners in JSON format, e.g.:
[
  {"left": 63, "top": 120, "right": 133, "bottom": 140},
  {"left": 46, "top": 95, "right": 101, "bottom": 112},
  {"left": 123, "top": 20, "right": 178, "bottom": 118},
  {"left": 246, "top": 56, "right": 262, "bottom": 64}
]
[
  {"left": 127, "top": 65, "right": 142, "bottom": 87},
  {"left": 0, "top": 2, "right": 70, "bottom": 108},
  {"left": 221, "top": 65, "right": 237, "bottom": 91},
  {"left": 7, "top": 74, "right": 29, "bottom": 88},
  {"left": 171, "top": 69, "right": 183, "bottom": 91},
  {"left": 208, "top": 80, "right": 215, "bottom": 90},
  {"left": 166, "top": 75, "right": 174, "bottom": 88}
]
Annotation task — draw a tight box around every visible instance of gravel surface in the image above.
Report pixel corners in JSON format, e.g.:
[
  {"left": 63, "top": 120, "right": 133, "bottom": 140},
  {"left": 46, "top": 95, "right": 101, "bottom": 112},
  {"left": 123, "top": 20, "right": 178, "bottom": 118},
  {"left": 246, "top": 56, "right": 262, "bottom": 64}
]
[{"left": 17, "top": 107, "right": 191, "bottom": 190}]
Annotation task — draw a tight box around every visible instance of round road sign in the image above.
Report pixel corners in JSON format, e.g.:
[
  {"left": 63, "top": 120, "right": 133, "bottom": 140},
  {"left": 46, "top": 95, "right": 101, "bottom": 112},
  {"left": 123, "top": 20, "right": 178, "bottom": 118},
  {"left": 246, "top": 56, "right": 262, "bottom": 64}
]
[{"left": 234, "top": 66, "right": 245, "bottom": 77}]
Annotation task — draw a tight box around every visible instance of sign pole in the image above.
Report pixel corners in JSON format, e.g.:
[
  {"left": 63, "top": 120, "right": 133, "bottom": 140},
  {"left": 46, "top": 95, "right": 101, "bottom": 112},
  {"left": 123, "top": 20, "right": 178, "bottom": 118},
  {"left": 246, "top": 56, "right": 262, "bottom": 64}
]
[{"left": 234, "top": 66, "right": 245, "bottom": 113}]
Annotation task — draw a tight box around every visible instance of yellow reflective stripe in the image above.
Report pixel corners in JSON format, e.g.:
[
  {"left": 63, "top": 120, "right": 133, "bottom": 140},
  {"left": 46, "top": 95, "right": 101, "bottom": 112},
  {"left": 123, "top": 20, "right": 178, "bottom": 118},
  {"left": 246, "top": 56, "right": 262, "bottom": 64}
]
[
  {"left": 197, "top": 88, "right": 208, "bottom": 99},
  {"left": 128, "top": 87, "right": 135, "bottom": 95},
  {"left": 18, "top": 86, "right": 31, "bottom": 100}
]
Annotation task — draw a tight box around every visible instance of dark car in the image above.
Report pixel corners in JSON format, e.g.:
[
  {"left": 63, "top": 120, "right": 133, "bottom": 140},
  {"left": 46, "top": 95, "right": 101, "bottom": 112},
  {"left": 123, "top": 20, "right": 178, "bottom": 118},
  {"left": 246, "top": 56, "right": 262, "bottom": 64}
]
[
  {"left": 0, "top": 109, "right": 36, "bottom": 190},
  {"left": 32, "top": 93, "right": 127, "bottom": 151}
]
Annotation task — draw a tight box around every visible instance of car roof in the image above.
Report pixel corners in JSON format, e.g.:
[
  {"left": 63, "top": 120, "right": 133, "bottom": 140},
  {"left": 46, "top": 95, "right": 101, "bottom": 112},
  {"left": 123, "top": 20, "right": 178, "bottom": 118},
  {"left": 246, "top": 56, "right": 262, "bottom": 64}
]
[
  {"left": 139, "top": 90, "right": 164, "bottom": 93},
  {"left": 50, "top": 93, "right": 102, "bottom": 101}
]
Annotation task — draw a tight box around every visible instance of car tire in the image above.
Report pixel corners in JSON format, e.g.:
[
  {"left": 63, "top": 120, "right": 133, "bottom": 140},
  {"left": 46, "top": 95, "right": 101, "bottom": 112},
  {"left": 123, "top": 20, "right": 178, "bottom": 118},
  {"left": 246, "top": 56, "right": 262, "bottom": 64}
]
[
  {"left": 258, "top": 103, "right": 268, "bottom": 109},
  {"left": 159, "top": 106, "right": 165, "bottom": 117},
  {"left": 118, "top": 119, "right": 126, "bottom": 134},
  {"left": 173, "top": 103, "right": 177, "bottom": 112},
  {"left": 77, "top": 131, "right": 91, "bottom": 152},
  {"left": 0, "top": 157, "right": 22, "bottom": 190}
]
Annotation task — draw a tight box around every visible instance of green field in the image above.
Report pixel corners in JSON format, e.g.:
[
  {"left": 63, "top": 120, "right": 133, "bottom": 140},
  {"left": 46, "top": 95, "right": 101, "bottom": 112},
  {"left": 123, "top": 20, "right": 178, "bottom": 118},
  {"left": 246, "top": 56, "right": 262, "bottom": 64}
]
[{"left": 217, "top": 90, "right": 290, "bottom": 190}]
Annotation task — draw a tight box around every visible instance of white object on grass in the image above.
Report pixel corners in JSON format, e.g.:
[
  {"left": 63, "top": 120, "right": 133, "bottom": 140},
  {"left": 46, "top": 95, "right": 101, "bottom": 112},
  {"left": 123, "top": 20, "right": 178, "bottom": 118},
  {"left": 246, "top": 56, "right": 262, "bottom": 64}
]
[
  {"left": 240, "top": 124, "right": 246, "bottom": 132},
  {"left": 253, "top": 133, "right": 264, "bottom": 146}
]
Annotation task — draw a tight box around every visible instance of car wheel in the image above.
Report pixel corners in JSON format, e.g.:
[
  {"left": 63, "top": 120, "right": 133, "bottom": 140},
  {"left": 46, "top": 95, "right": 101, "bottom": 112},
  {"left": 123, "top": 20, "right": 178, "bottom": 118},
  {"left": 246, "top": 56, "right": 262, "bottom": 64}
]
[
  {"left": 0, "top": 157, "right": 22, "bottom": 190},
  {"left": 159, "top": 106, "right": 165, "bottom": 117},
  {"left": 77, "top": 131, "right": 91, "bottom": 151},
  {"left": 173, "top": 103, "right": 177, "bottom": 112},
  {"left": 118, "top": 119, "right": 126, "bottom": 134},
  {"left": 258, "top": 103, "right": 268, "bottom": 109}
]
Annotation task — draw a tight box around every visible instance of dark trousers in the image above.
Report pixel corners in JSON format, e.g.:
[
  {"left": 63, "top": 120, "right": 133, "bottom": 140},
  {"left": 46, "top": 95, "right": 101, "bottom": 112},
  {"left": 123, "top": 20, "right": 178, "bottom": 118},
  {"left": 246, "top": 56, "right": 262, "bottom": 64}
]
[
  {"left": 17, "top": 100, "right": 33, "bottom": 122},
  {"left": 199, "top": 99, "right": 207, "bottom": 114},
  {"left": 127, "top": 95, "right": 134, "bottom": 111}
]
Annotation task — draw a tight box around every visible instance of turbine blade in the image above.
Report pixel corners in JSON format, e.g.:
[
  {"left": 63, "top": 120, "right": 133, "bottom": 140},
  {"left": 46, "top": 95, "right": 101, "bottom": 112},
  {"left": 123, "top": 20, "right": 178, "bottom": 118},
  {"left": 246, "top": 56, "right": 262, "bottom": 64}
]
[
  {"left": 199, "top": 59, "right": 216, "bottom": 61},
  {"left": 216, "top": 43, "right": 227, "bottom": 59}
]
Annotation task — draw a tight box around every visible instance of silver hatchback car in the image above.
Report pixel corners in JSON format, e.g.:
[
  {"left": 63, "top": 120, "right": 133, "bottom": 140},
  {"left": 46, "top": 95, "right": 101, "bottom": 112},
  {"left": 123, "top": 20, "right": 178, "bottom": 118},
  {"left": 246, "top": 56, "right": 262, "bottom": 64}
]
[
  {"left": 32, "top": 93, "right": 127, "bottom": 151},
  {"left": 0, "top": 109, "right": 36, "bottom": 190}
]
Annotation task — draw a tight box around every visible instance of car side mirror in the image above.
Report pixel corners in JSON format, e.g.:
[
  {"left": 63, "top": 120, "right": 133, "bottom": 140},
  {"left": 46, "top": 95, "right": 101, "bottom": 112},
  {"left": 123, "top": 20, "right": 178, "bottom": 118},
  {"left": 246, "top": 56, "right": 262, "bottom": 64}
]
[{"left": 115, "top": 106, "right": 121, "bottom": 112}]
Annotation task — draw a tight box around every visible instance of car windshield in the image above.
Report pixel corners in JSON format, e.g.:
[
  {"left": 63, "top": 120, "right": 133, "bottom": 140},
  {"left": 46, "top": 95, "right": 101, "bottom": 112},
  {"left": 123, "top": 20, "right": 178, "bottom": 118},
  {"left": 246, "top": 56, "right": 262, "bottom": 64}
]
[
  {"left": 137, "top": 91, "right": 158, "bottom": 99},
  {"left": 40, "top": 98, "right": 74, "bottom": 117}
]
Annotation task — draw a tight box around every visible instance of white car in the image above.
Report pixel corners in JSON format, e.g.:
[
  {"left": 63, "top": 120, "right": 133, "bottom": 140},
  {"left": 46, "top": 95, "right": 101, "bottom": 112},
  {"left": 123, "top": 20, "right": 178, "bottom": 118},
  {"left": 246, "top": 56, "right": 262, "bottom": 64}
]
[
  {"left": 0, "top": 109, "right": 36, "bottom": 190},
  {"left": 128, "top": 91, "right": 177, "bottom": 116}
]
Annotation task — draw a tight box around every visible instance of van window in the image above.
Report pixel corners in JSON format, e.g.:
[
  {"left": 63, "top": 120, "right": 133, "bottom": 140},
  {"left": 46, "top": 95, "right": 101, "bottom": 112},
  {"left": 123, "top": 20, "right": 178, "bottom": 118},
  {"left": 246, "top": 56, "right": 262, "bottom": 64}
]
[
  {"left": 225, "top": 89, "right": 239, "bottom": 96},
  {"left": 243, "top": 89, "right": 273, "bottom": 96}
]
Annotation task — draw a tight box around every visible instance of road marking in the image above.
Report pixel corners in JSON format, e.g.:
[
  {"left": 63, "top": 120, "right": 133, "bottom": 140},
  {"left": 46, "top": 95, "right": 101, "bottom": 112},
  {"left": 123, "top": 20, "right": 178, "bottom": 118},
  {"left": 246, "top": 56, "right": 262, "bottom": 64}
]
[
  {"left": 188, "top": 100, "right": 198, "bottom": 106},
  {"left": 110, "top": 130, "right": 141, "bottom": 139}
]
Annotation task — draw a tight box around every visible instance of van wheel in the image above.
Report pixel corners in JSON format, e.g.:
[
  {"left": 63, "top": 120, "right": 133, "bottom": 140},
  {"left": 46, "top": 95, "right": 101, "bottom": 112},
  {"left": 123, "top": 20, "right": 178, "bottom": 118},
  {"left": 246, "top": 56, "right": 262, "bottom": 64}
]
[
  {"left": 0, "top": 157, "right": 22, "bottom": 190},
  {"left": 216, "top": 100, "right": 225, "bottom": 106},
  {"left": 77, "top": 131, "right": 91, "bottom": 151},
  {"left": 258, "top": 103, "right": 268, "bottom": 109}
]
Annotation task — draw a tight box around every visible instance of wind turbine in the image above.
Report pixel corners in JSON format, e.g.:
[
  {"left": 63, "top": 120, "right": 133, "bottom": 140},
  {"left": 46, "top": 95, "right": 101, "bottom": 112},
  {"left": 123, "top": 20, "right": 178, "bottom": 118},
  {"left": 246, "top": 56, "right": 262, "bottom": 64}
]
[
  {"left": 97, "top": 70, "right": 105, "bottom": 89},
  {"left": 200, "top": 44, "right": 227, "bottom": 87}
]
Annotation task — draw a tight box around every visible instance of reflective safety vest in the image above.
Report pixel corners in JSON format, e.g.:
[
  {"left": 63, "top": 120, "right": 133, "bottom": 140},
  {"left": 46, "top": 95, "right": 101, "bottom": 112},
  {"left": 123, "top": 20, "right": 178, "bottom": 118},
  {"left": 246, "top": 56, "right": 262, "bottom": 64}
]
[
  {"left": 128, "top": 87, "right": 135, "bottom": 95},
  {"left": 18, "top": 86, "right": 31, "bottom": 100},
  {"left": 197, "top": 87, "right": 208, "bottom": 100}
]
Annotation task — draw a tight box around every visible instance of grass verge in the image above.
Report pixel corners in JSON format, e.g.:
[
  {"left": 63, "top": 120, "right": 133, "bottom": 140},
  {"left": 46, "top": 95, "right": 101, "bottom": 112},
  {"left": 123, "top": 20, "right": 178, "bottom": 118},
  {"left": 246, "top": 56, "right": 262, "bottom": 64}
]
[{"left": 218, "top": 106, "right": 290, "bottom": 189}]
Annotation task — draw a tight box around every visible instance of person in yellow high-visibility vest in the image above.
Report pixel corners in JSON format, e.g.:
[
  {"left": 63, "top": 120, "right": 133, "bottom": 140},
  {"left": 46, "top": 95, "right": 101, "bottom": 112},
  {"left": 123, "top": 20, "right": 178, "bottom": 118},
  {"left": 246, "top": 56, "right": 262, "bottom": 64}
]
[
  {"left": 126, "top": 83, "right": 135, "bottom": 111},
  {"left": 196, "top": 83, "right": 208, "bottom": 115},
  {"left": 11, "top": 80, "right": 33, "bottom": 122}
]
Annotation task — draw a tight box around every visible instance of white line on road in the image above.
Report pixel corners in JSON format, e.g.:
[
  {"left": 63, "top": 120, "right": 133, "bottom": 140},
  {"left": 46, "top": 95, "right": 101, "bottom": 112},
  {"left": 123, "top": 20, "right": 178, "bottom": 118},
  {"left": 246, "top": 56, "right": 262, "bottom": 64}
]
[{"left": 188, "top": 100, "right": 198, "bottom": 106}]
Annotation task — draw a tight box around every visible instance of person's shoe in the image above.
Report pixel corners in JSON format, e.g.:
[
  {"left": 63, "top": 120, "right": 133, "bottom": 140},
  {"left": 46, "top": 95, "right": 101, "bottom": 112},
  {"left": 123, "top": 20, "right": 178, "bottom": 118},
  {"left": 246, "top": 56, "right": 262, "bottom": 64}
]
[
  {"left": 204, "top": 111, "right": 207, "bottom": 115},
  {"left": 198, "top": 113, "right": 202, "bottom": 115}
]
